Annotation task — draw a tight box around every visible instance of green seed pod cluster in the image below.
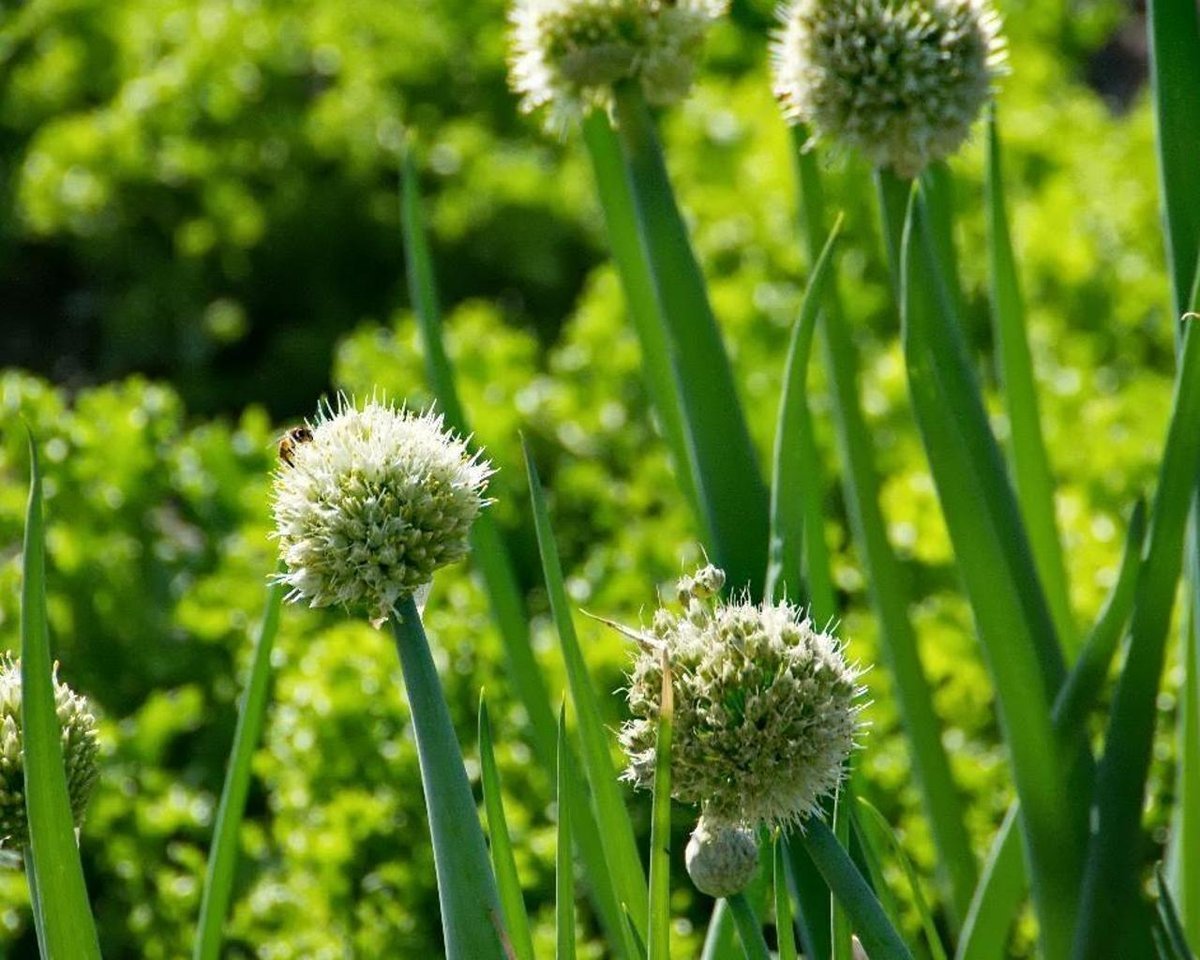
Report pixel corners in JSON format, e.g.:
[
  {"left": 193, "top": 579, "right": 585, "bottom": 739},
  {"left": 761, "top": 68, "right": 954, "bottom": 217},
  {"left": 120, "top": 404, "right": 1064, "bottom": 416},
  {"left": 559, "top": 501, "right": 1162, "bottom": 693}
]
[
  {"left": 508, "top": 0, "right": 727, "bottom": 123},
  {"left": 684, "top": 816, "right": 759, "bottom": 897},
  {"left": 772, "top": 0, "right": 1005, "bottom": 177},
  {"left": 271, "top": 397, "right": 493, "bottom": 626},
  {"left": 0, "top": 659, "right": 100, "bottom": 848},
  {"left": 620, "top": 566, "right": 863, "bottom": 829}
]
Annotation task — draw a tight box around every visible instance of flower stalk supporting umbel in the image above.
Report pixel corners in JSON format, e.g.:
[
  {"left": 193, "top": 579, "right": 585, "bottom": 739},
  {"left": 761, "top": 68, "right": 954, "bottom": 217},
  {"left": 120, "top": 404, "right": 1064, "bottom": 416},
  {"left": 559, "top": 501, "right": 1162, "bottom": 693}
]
[{"left": 392, "top": 597, "right": 507, "bottom": 960}]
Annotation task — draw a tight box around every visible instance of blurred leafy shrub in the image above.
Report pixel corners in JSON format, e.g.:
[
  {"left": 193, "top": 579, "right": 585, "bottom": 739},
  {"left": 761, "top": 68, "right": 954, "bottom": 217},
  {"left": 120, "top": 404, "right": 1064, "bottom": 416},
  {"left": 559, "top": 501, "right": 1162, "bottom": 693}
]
[
  {"left": 0, "top": 0, "right": 600, "bottom": 415},
  {"left": 0, "top": 0, "right": 1133, "bottom": 417}
]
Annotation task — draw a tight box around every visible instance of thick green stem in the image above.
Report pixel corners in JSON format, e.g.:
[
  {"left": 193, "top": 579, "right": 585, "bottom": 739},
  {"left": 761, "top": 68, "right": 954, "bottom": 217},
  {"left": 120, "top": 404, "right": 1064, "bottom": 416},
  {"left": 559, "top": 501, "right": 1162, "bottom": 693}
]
[
  {"left": 727, "top": 891, "right": 771, "bottom": 960},
  {"left": 800, "top": 820, "right": 913, "bottom": 960},
  {"left": 611, "top": 81, "right": 770, "bottom": 599},
  {"left": 581, "top": 111, "right": 705, "bottom": 526},
  {"left": 793, "top": 131, "right": 976, "bottom": 924},
  {"left": 392, "top": 596, "right": 505, "bottom": 960}
]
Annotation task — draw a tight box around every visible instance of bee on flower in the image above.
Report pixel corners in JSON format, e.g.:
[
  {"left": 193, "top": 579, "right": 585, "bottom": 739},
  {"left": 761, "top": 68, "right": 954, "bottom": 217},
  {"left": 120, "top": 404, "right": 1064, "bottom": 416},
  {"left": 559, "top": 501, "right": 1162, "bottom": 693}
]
[{"left": 270, "top": 396, "right": 493, "bottom": 627}]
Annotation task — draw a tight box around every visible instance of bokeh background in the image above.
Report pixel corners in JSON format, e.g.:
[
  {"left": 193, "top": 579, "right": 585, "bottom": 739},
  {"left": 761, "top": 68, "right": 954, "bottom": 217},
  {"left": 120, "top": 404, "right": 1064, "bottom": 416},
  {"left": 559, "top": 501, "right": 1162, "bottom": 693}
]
[{"left": 0, "top": 0, "right": 1183, "bottom": 955}]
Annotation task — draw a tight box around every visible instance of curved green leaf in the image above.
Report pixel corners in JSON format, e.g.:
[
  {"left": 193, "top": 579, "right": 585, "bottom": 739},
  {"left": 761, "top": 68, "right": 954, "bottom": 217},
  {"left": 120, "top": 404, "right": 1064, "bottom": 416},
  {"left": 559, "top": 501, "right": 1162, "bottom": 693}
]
[
  {"left": 767, "top": 214, "right": 843, "bottom": 608},
  {"left": 194, "top": 579, "right": 285, "bottom": 960},
  {"left": 524, "top": 442, "right": 648, "bottom": 947},
  {"left": 899, "top": 184, "right": 1086, "bottom": 959},
  {"left": 985, "top": 111, "right": 1075, "bottom": 651},
  {"left": 580, "top": 111, "right": 703, "bottom": 525},
  {"left": 728, "top": 891, "right": 771, "bottom": 960},
  {"left": 479, "top": 698, "right": 535, "bottom": 960},
  {"left": 857, "top": 798, "right": 948, "bottom": 960},
  {"left": 556, "top": 706, "right": 578, "bottom": 960},
  {"left": 21, "top": 431, "right": 103, "bottom": 960},
  {"left": 1075, "top": 316, "right": 1200, "bottom": 959},
  {"left": 957, "top": 499, "right": 1146, "bottom": 960}
]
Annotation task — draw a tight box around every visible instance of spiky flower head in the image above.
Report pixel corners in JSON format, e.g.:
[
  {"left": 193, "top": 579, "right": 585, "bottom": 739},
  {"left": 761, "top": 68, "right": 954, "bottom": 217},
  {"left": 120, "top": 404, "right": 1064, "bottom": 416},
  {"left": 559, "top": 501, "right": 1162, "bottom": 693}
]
[
  {"left": 508, "top": 0, "right": 728, "bottom": 123},
  {"left": 685, "top": 816, "right": 759, "bottom": 897},
  {"left": 271, "top": 397, "right": 493, "bottom": 626},
  {"left": 620, "top": 566, "right": 864, "bottom": 829},
  {"left": 0, "top": 659, "right": 100, "bottom": 847},
  {"left": 772, "top": 0, "right": 1006, "bottom": 177}
]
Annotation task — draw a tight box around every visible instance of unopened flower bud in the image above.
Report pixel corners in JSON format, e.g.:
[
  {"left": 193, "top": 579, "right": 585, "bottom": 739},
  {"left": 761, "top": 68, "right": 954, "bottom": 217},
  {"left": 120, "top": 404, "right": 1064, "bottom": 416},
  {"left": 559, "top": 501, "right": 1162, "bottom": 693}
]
[
  {"left": 690, "top": 563, "right": 725, "bottom": 599},
  {"left": 685, "top": 817, "right": 759, "bottom": 897}
]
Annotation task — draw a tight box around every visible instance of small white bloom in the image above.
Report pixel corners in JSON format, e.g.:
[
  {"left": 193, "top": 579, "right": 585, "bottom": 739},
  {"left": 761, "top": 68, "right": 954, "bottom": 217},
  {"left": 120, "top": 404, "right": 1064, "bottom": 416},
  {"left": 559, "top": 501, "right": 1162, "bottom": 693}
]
[
  {"left": 508, "top": 0, "right": 727, "bottom": 124},
  {"left": 773, "top": 0, "right": 1006, "bottom": 176},
  {"left": 271, "top": 397, "right": 493, "bottom": 626}
]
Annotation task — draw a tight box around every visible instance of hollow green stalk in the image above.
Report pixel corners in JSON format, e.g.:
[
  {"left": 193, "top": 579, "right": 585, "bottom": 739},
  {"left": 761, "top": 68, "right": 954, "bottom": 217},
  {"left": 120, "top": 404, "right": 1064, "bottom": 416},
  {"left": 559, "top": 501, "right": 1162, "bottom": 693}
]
[
  {"left": 610, "top": 80, "right": 770, "bottom": 599},
  {"left": 392, "top": 595, "right": 505, "bottom": 960},
  {"left": 727, "top": 891, "right": 771, "bottom": 960},
  {"left": 792, "top": 128, "right": 976, "bottom": 924}
]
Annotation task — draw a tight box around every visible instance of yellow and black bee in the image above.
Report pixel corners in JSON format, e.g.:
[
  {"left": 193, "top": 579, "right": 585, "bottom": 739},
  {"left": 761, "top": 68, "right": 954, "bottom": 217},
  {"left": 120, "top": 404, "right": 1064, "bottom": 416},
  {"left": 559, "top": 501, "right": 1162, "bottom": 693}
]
[{"left": 277, "top": 426, "right": 313, "bottom": 468}]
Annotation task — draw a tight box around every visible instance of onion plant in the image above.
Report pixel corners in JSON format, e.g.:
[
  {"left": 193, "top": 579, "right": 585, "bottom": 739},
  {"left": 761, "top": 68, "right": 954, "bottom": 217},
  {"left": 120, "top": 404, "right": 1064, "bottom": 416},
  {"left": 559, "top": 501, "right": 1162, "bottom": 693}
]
[{"left": 9, "top": 0, "right": 1200, "bottom": 955}]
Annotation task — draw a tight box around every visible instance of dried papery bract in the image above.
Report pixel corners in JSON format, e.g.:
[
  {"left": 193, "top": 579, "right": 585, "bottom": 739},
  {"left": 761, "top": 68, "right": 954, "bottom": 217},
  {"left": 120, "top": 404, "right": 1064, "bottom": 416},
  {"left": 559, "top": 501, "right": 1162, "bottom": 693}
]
[
  {"left": 619, "top": 565, "right": 864, "bottom": 830},
  {"left": 772, "top": 0, "right": 1006, "bottom": 176},
  {"left": 270, "top": 397, "right": 493, "bottom": 627},
  {"left": 508, "top": 0, "right": 727, "bottom": 124},
  {"left": 0, "top": 658, "right": 99, "bottom": 848}
]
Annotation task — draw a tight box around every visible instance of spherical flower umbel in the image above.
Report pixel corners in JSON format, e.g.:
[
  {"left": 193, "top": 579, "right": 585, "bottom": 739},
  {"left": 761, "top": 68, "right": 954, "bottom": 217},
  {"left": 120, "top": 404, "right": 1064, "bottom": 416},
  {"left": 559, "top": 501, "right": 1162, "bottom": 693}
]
[
  {"left": 685, "top": 816, "right": 759, "bottom": 897},
  {"left": 619, "top": 566, "right": 863, "bottom": 829},
  {"left": 772, "top": 0, "right": 1006, "bottom": 177},
  {"left": 0, "top": 659, "right": 100, "bottom": 848},
  {"left": 508, "top": 0, "right": 728, "bottom": 122},
  {"left": 271, "top": 397, "right": 493, "bottom": 626}
]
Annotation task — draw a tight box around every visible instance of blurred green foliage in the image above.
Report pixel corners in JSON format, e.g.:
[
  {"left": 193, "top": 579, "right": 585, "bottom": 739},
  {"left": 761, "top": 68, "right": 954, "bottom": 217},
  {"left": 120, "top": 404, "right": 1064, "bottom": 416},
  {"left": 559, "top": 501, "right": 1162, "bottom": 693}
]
[{"left": 0, "top": 0, "right": 1189, "bottom": 954}]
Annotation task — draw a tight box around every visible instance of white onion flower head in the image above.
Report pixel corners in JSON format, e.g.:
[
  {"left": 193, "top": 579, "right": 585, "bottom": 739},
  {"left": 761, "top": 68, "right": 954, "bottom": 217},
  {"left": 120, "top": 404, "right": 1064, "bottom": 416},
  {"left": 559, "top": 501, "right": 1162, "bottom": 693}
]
[
  {"left": 271, "top": 397, "right": 494, "bottom": 626},
  {"left": 685, "top": 816, "right": 759, "bottom": 897},
  {"left": 508, "top": 0, "right": 728, "bottom": 123},
  {"left": 0, "top": 658, "right": 99, "bottom": 847},
  {"left": 620, "top": 566, "right": 864, "bottom": 829},
  {"left": 772, "top": 0, "right": 1006, "bottom": 177}
]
